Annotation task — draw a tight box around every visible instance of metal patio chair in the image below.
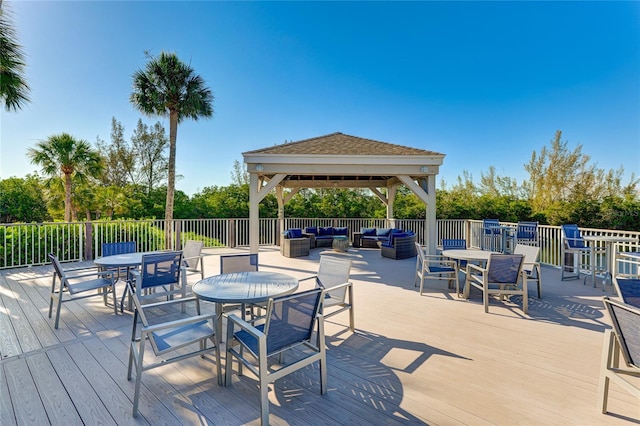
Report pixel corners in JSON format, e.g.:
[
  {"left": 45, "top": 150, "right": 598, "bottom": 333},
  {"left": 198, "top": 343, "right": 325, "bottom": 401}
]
[
  {"left": 598, "top": 297, "right": 640, "bottom": 415},
  {"left": 48, "top": 253, "right": 117, "bottom": 329},
  {"left": 514, "top": 244, "right": 542, "bottom": 298},
  {"left": 182, "top": 239, "right": 205, "bottom": 280},
  {"left": 300, "top": 255, "right": 354, "bottom": 332},
  {"left": 560, "top": 224, "right": 604, "bottom": 285},
  {"left": 126, "top": 251, "right": 220, "bottom": 417},
  {"left": 464, "top": 253, "right": 527, "bottom": 314},
  {"left": 225, "top": 288, "right": 326, "bottom": 426},
  {"left": 416, "top": 241, "right": 459, "bottom": 295}
]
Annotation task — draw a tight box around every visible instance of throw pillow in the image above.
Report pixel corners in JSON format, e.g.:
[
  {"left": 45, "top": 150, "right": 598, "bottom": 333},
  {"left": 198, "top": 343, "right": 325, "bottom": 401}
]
[
  {"left": 361, "top": 227, "right": 376, "bottom": 236},
  {"left": 333, "top": 227, "right": 348, "bottom": 235},
  {"left": 376, "top": 228, "right": 391, "bottom": 237},
  {"left": 319, "top": 227, "right": 332, "bottom": 236},
  {"left": 290, "top": 228, "right": 303, "bottom": 238},
  {"left": 305, "top": 226, "right": 318, "bottom": 236}
]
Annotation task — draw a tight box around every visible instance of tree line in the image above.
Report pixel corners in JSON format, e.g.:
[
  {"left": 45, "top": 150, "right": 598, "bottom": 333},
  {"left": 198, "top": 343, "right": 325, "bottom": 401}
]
[{"left": 1, "top": 126, "right": 638, "bottom": 231}]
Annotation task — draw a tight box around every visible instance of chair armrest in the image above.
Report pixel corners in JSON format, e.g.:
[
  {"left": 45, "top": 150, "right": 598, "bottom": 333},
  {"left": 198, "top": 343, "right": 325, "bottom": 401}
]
[
  {"left": 299, "top": 275, "right": 319, "bottom": 285},
  {"left": 66, "top": 269, "right": 115, "bottom": 280},
  {"left": 423, "top": 256, "right": 457, "bottom": 268},
  {"left": 466, "top": 263, "right": 485, "bottom": 275},
  {"left": 227, "top": 313, "right": 265, "bottom": 339},
  {"left": 319, "top": 281, "right": 352, "bottom": 292},
  {"left": 139, "top": 296, "right": 199, "bottom": 310},
  {"left": 182, "top": 255, "right": 203, "bottom": 264},
  {"left": 141, "top": 313, "right": 215, "bottom": 333}
]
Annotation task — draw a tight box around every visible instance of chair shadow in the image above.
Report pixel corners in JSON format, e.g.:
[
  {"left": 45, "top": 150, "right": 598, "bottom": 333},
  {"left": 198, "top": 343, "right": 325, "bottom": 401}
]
[{"left": 274, "top": 328, "right": 470, "bottom": 425}]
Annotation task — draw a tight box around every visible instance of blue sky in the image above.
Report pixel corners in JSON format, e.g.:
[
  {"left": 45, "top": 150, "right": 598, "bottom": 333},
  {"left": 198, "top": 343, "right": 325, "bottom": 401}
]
[{"left": 1, "top": 1, "right": 639, "bottom": 196}]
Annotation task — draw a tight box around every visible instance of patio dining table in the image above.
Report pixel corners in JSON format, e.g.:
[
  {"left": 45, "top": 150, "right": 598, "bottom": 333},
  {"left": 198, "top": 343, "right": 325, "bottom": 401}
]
[
  {"left": 583, "top": 236, "right": 638, "bottom": 289},
  {"left": 192, "top": 271, "right": 299, "bottom": 338}
]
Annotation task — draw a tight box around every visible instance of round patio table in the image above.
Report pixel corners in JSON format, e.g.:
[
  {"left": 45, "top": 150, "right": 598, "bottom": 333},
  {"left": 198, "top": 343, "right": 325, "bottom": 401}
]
[{"left": 193, "top": 271, "right": 299, "bottom": 338}]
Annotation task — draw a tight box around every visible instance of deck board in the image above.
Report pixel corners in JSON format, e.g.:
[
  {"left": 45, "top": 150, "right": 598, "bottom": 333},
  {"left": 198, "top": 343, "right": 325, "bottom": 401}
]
[{"left": 1, "top": 246, "right": 639, "bottom": 425}]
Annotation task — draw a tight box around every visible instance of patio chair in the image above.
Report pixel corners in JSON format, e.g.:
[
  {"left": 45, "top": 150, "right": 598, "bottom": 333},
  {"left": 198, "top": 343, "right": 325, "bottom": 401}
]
[
  {"left": 598, "top": 297, "right": 640, "bottom": 415},
  {"left": 464, "top": 253, "right": 527, "bottom": 314},
  {"left": 300, "top": 255, "right": 354, "bottom": 332},
  {"left": 220, "top": 253, "right": 261, "bottom": 319},
  {"left": 101, "top": 241, "right": 137, "bottom": 280},
  {"left": 514, "top": 244, "right": 542, "bottom": 298},
  {"left": 127, "top": 252, "right": 187, "bottom": 313},
  {"left": 415, "top": 242, "right": 459, "bottom": 295},
  {"left": 225, "top": 288, "right": 326, "bottom": 426},
  {"left": 442, "top": 238, "right": 468, "bottom": 270},
  {"left": 126, "top": 255, "right": 220, "bottom": 417},
  {"left": 182, "top": 239, "right": 205, "bottom": 280},
  {"left": 481, "top": 219, "right": 501, "bottom": 251},
  {"left": 515, "top": 221, "right": 538, "bottom": 246},
  {"left": 48, "top": 253, "right": 117, "bottom": 329},
  {"left": 612, "top": 277, "right": 640, "bottom": 308},
  {"left": 561, "top": 224, "right": 604, "bottom": 285}
]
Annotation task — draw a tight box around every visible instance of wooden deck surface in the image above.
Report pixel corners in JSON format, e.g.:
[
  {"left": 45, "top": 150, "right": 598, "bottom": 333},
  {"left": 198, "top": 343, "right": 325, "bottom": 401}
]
[{"left": 1, "top": 246, "right": 639, "bottom": 425}]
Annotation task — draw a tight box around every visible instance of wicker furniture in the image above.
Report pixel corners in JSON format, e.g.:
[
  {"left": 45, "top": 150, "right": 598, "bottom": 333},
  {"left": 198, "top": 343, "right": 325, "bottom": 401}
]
[
  {"left": 381, "top": 234, "right": 417, "bottom": 260},
  {"left": 281, "top": 237, "right": 310, "bottom": 258},
  {"left": 332, "top": 235, "right": 349, "bottom": 252}
]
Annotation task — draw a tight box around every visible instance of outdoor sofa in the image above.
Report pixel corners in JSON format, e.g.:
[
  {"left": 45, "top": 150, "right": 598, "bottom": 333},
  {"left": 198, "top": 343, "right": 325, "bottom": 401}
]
[
  {"left": 381, "top": 232, "right": 417, "bottom": 259},
  {"left": 281, "top": 228, "right": 311, "bottom": 258},
  {"left": 304, "top": 226, "right": 349, "bottom": 248},
  {"left": 359, "top": 227, "right": 405, "bottom": 248}
]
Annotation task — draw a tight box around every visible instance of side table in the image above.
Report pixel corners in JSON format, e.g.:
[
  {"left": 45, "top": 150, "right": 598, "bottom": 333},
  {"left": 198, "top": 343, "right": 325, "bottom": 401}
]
[
  {"left": 352, "top": 232, "right": 362, "bottom": 248},
  {"left": 332, "top": 235, "right": 349, "bottom": 252}
]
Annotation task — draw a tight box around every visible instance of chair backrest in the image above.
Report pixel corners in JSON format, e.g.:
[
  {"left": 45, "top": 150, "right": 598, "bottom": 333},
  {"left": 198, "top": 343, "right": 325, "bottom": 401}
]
[
  {"left": 317, "top": 256, "right": 352, "bottom": 302},
  {"left": 561, "top": 224, "right": 586, "bottom": 249},
  {"left": 49, "top": 253, "right": 65, "bottom": 282},
  {"left": 612, "top": 278, "right": 640, "bottom": 308},
  {"left": 415, "top": 242, "right": 425, "bottom": 264},
  {"left": 183, "top": 240, "right": 203, "bottom": 268},
  {"left": 442, "top": 239, "right": 466, "bottom": 250},
  {"left": 483, "top": 219, "right": 501, "bottom": 235},
  {"left": 513, "top": 244, "right": 540, "bottom": 267},
  {"left": 102, "top": 241, "right": 137, "bottom": 257},
  {"left": 487, "top": 254, "right": 524, "bottom": 284},
  {"left": 139, "top": 251, "right": 183, "bottom": 290},
  {"left": 603, "top": 297, "right": 640, "bottom": 369},
  {"left": 263, "top": 288, "right": 322, "bottom": 356},
  {"left": 516, "top": 221, "right": 538, "bottom": 241},
  {"left": 220, "top": 253, "right": 258, "bottom": 274},
  {"left": 317, "top": 256, "right": 352, "bottom": 289}
]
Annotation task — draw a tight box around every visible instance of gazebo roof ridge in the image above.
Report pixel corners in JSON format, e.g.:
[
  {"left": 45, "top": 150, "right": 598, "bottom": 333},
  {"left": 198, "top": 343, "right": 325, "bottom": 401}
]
[{"left": 243, "top": 132, "right": 443, "bottom": 157}]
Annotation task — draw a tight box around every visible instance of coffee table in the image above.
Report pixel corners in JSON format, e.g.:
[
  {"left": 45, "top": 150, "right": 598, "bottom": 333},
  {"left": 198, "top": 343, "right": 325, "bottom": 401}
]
[{"left": 332, "top": 235, "right": 349, "bottom": 252}]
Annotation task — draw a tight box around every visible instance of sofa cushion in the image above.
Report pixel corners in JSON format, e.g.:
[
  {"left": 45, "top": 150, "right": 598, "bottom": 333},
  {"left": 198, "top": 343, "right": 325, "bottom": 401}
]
[
  {"left": 289, "top": 228, "right": 303, "bottom": 238},
  {"left": 376, "top": 228, "right": 391, "bottom": 237},
  {"left": 318, "top": 227, "right": 333, "bottom": 236},
  {"left": 305, "top": 226, "right": 318, "bottom": 236},
  {"left": 361, "top": 227, "right": 376, "bottom": 236},
  {"left": 333, "top": 227, "right": 348, "bottom": 236}
]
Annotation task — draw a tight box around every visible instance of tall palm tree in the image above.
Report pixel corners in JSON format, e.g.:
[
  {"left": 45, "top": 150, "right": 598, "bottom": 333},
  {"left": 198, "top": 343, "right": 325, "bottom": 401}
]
[
  {"left": 27, "top": 133, "right": 104, "bottom": 222},
  {"left": 0, "top": 1, "right": 30, "bottom": 111},
  {"left": 130, "top": 51, "right": 213, "bottom": 247}
]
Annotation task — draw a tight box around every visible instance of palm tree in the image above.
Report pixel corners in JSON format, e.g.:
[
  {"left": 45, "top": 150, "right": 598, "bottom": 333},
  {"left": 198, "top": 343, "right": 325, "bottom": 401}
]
[
  {"left": 130, "top": 51, "right": 213, "bottom": 247},
  {"left": 27, "top": 133, "right": 104, "bottom": 222},
  {"left": 0, "top": 1, "right": 30, "bottom": 111}
]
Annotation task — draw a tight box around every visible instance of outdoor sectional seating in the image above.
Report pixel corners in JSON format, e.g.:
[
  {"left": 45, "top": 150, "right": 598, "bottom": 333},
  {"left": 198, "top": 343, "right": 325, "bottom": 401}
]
[
  {"left": 281, "top": 228, "right": 311, "bottom": 258},
  {"left": 304, "top": 226, "right": 349, "bottom": 248},
  {"left": 360, "top": 227, "right": 405, "bottom": 248},
  {"left": 381, "top": 232, "right": 417, "bottom": 259}
]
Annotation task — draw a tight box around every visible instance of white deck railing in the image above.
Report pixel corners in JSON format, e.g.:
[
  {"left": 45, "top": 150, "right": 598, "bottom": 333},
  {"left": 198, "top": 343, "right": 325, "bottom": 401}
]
[{"left": 1, "top": 218, "right": 638, "bottom": 271}]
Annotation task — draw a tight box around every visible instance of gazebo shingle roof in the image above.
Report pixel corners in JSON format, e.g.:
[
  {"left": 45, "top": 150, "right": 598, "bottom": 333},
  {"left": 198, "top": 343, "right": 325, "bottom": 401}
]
[{"left": 243, "top": 132, "right": 442, "bottom": 156}]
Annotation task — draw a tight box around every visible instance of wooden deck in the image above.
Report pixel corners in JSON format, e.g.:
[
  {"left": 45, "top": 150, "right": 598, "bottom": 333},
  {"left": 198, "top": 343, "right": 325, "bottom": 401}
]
[{"left": 1, "top": 246, "right": 638, "bottom": 425}]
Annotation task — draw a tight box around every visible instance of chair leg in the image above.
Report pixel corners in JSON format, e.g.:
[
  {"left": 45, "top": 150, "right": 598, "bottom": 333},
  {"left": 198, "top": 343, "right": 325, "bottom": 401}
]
[
  {"left": 259, "top": 353, "right": 270, "bottom": 426},
  {"left": 132, "top": 334, "right": 146, "bottom": 417},
  {"left": 598, "top": 330, "right": 615, "bottom": 413}
]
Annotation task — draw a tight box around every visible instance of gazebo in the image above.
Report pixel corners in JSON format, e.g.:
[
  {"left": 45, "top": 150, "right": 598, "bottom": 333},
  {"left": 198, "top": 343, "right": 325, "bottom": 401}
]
[{"left": 242, "top": 132, "right": 445, "bottom": 254}]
